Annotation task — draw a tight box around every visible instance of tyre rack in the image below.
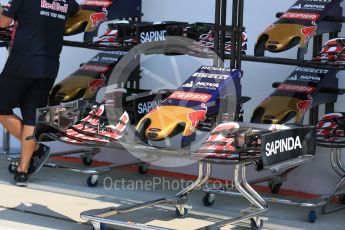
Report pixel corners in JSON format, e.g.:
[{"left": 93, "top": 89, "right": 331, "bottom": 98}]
[{"left": 202, "top": 0, "right": 345, "bottom": 224}]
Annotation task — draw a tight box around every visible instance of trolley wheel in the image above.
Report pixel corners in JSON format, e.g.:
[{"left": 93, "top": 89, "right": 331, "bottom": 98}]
[
  {"left": 138, "top": 164, "right": 149, "bottom": 175},
  {"left": 268, "top": 181, "right": 282, "bottom": 194},
  {"left": 100, "top": 223, "right": 106, "bottom": 230},
  {"left": 8, "top": 164, "right": 16, "bottom": 174},
  {"left": 339, "top": 194, "right": 345, "bottom": 204},
  {"left": 82, "top": 155, "right": 93, "bottom": 166},
  {"left": 92, "top": 222, "right": 106, "bottom": 230},
  {"left": 175, "top": 207, "right": 189, "bottom": 218},
  {"left": 87, "top": 175, "right": 99, "bottom": 187},
  {"left": 250, "top": 218, "right": 263, "bottom": 230},
  {"left": 202, "top": 193, "right": 215, "bottom": 207},
  {"left": 308, "top": 210, "right": 317, "bottom": 223}
]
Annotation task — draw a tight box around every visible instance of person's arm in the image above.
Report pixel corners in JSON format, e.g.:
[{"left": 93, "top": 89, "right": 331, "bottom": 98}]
[
  {"left": 0, "top": 0, "right": 23, "bottom": 28},
  {"left": 0, "top": 5, "right": 13, "bottom": 28}
]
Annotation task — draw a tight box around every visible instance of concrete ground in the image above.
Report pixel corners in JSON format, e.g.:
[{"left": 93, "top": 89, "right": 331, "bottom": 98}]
[{"left": 0, "top": 156, "right": 344, "bottom": 230}]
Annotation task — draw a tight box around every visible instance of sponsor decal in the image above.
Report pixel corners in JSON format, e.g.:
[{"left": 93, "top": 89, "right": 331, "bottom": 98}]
[
  {"left": 140, "top": 30, "right": 166, "bottom": 43},
  {"left": 91, "top": 56, "right": 119, "bottom": 63},
  {"left": 182, "top": 80, "right": 219, "bottom": 89},
  {"left": 301, "top": 21, "right": 317, "bottom": 44},
  {"left": 88, "top": 75, "right": 106, "bottom": 92},
  {"left": 304, "top": 0, "right": 331, "bottom": 2},
  {"left": 149, "top": 128, "right": 161, "bottom": 132},
  {"left": 287, "top": 74, "right": 321, "bottom": 82},
  {"left": 138, "top": 100, "right": 163, "bottom": 115},
  {"left": 41, "top": 0, "right": 68, "bottom": 13},
  {"left": 192, "top": 72, "right": 229, "bottom": 80},
  {"left": 168, "top": 91, "right": 212, "bottom": 103},
  {"left": 278, "top": 84, "right": 315, "bottom": 93},
  {"left": 90, "top": 8, "right": 108, "bottom": 27},
  {"left": 188, "top": 103, "right": 208, "bottom": 131},
  {"left": 81, "top": 64, "right": 110, "bottom": 73},
  {"left": 265, "top": 136, "right": 302, "bottom": 157},
  {"left": 182, "top": 81, "right": 193, "bottom": 88},
  {"left": 82, "top": 0, "right": 112, "bottom": 7},
  {"left": 297, "top": 95, "right": 313, "bottom": 114},
  {"left": 200, "top": 66, "right": 232, "bottom": 72},
  {"left": 280, "top": 12, "right": 320, "bottom": 21},
  {"left": 292, "top": 3, "right": 325, "bottom": 11},
  {"left": 295, "top": 67, "right": 328, "bottom": 74}
]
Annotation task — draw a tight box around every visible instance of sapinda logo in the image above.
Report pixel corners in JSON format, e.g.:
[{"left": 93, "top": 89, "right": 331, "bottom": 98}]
[
  {"left": 287, "top": 74, "right": 321, "bottom": 82},
  {"left": 137, "top": 100, "right": 163, "bottom": 115},
  {"left": 140, "top": 30, "right": 166, "bottom": 43},
  {"left": 265, "top": 136, "right": 302, "bottom": 157},
  {"left": 281, "top": 12, "right": 320, "bottom": 21},
  {"left": 168, "top": 91, "right": 212, "bottom": 103}
]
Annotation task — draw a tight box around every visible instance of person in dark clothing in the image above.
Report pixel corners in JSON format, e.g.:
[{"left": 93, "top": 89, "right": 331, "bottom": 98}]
[{"left": 0, "top": 0, "right": 80, "bottom": 186}]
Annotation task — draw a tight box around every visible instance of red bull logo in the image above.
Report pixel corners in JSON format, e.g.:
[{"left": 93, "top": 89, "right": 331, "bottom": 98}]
[
  {"left": 90, "top": 8, "right": 108, "bottom": 27},
  {"left": 188, "top": 104, "right": 208, "bottom": 131},
  {"left": 88, "top": 75, "right": 106, "bottom": 92},
  {"left": 297, "top": 95, "right": 313, "bottom": 114},
  {"left": 301, "top": 21, "right": 317, "bottom": 45}
]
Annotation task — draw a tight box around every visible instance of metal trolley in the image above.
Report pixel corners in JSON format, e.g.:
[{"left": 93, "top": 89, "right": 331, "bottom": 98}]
[
  {"left": 78, "top": 123, "right": 315, "bottom": 230},
  {"left": 7, "top": 100, "right": 150, "bottom": 187}
]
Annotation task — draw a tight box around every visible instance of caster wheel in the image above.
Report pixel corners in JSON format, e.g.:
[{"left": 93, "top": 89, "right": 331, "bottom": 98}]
[
  {"left": 8, "top": 164, "right": 16, "bottom": 174},
  {"left": 202, "top": 193, "right": 215, "bottom": 207},
  {"left": 268, "top": 181, "right": 282, "bottom": 194},
  {"left": 339, "top": 194, "right": 345, "bottom": 204},
  {"left": 308, "top": 210, "right": 317, "bottom": 223},
  {"left": 138, "top": 164, "right": 149, "bottom": 175},
  {"left": 87, "top": 175, "right": 99, "bottom": 187},
  {"left": 250, "top": 218, "right": 263, "bottom": 230},
  {"left": 175, "top": 207, "right": 189, "bottom": 218},
  {"left": 100, "top": 223, "right": 106, "bottom": 230},
  {"left": 82, "top": 156, "right": 93, "bottom": 166}
]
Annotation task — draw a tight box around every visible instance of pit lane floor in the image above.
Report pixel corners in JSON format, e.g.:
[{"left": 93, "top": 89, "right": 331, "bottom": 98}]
[{"left": 0, "top": 156, "right": 344, "bottom": 230}]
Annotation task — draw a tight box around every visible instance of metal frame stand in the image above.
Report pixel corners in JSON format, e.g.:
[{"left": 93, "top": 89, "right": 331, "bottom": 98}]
[
  {"left": 6, "top": 147, "right": 147, "bottom": 187},
  {"left": 81, "top": 161, "right": 268, "bottom": 230}
]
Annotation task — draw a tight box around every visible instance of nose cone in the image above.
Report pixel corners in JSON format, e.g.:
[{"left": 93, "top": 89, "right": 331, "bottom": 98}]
[
  {"left": 52, "top": 76, "right": 94, "bottom": 102},
  {"left": 258, "top": 24, "right": 306, "bottom": 52},
  {"left": 138, "top": 106, "right": 197, "bottom": 141}
]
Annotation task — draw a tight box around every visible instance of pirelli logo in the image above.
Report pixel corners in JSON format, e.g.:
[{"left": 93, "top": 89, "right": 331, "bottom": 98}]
[{"left": 280, "top": 12, "right": 320, "bottom": 21}]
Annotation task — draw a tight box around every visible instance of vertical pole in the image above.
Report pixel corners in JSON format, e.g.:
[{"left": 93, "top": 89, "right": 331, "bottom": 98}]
[
  {"left": 236, "top": 0, "right": 244, "bottom": 70},
  {"left": 230, "top": 0, "right": 238, "bottom": 69},
  {"left": 219, "top": 0, "right": 227, "bottom": 64},
  {"left": 214, "top": 0, "right": 221, "bottom": 67},
  {"left": 308, "top": 35, "right": 323, "bottom": 125},
  {"left": 2, "top": 128, "right": 10, "bottom": 154},
  {"left": 325, "top": 32, "right": 338, "bottom": 114}
]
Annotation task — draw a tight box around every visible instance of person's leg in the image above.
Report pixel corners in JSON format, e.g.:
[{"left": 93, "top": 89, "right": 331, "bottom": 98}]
[
  {"left": 0, "top": 114, "right": 23, "bottom": 140},
  {"left": 17, "top": 77, "right": 55, "bottom": 173},
  {"left": 0, "top": 74, "right": 26, "bottom": 140},
  {"left": 17, "top": 125, "right": 37, "bottom": 173}
]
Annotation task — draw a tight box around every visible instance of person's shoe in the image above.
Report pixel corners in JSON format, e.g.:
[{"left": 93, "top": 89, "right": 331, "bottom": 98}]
[
  {"left": 14, "top": 171, "right": 29, "bottom": 187},
  {"left": 28, "top": 144, "right": 51, "bottom": 175}
]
